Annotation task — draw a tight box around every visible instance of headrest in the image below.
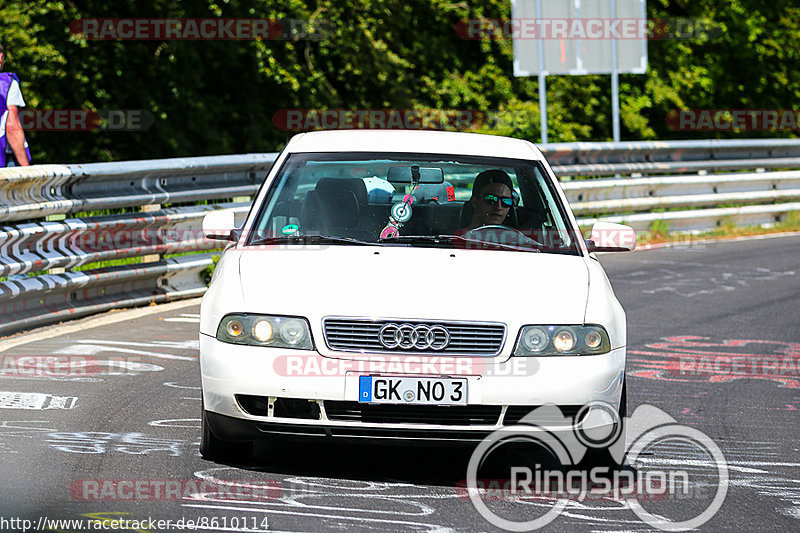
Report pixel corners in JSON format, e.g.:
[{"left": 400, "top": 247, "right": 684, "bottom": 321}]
[
  {"left": 362, "top": 177, "right": 395, "bottom": 204},
  {"left": 413, "top": 181, "right": 456, "bottom": 204},
  {"left": 315, "top": 177, "right": 368, "bottom": 208}
]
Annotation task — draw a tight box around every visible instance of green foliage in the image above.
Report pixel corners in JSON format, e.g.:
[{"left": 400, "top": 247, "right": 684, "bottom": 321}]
[
  {"left": 201, "top": 254, "right": 221, "bottom": 286},
  {"left": 650, "top": 219, "right": 670, "bottom": 240},
  {"left": 72, "top": 256, "right": 142, "bottom": 272},
  {"left": 1, "top": 0, "right": 797, "bottom": 164}
]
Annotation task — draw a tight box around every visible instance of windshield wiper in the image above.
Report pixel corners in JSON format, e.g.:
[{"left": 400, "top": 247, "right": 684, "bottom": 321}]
[
  {"left": 381, "top": 234, "right": 542, "bottom": 252},
  {"left": 446, "top": 234, "right": 542, "bottom": 253},
  {"left": 379, "top": 235, "right": 454, "bottom": 245},
  {"left": 249, "top": 234, "right": 376, "bottom": 247}
]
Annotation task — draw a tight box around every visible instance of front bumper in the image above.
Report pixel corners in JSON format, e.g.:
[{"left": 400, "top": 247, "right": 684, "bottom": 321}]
[{"left": 200, "top": 334, "right": 626, "bottom": 443}]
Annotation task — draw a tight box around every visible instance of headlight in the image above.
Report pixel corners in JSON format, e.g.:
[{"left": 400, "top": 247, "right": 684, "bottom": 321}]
[
  {"left": 520, "top": 327, "right": 549, "bottom": 353},
  {"left": 553, "top": 329, "right": 576, "bottom": 352},
  {"left": 513, "top": 325, "right": 611, "bottom": 356},
  {"left": 216, "top": 314, "right": 314, "bottom": 350}
]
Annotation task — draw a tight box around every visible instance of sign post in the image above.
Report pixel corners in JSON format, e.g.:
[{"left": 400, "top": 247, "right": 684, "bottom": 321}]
[
  {"left": 512, "top": 0, "right": 648, "bottom": 142},
  {"left": 535, "top": 0, "right": 548, "bottom": 143}
]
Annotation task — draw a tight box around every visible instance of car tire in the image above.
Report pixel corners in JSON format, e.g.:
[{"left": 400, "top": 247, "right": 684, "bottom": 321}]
[{"left": 200, "top": 401, "right": 253, "bottom": 463}]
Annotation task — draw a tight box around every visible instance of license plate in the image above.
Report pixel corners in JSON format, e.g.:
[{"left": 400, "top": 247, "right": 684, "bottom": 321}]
[{"left": 358, "top": 376, "right": 467, "bottom": 405}]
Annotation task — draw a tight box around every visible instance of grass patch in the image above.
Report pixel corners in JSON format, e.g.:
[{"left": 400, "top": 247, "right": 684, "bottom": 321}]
[
  {"left": 72, "top": 257, "right": 142, "bottom": 272},
  {"left": 635, "top": 210, "right": 800, "bottom": 246}
]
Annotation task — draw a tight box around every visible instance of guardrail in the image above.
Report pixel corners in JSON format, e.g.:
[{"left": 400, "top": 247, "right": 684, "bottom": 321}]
[
  {"left": 543, "top": 139, "right": 800, "bottom": 231},
  {"left": 0, "top": 155, "right": 274, "bottom": 336},
  {"left": 1, "top": 138, "right": 799, "bottom": 337}
]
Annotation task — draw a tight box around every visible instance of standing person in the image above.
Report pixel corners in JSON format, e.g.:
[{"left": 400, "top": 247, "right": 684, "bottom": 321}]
[{"left": 0, "top": 43, "right": 31, "bottom": 167}]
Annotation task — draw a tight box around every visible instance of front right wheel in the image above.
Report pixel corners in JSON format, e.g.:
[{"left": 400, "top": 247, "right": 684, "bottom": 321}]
[{"left": 200, "top": 400, "right": 252, "bottom": 462}]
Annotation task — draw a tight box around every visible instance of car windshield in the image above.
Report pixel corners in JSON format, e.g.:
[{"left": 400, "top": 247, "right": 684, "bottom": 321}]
[{"left": 248, "top": 152, "right": 580, "bottom": 255}]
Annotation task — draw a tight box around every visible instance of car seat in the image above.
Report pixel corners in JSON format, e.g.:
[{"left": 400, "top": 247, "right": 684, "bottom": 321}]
[{"left": 301, "top": 178, "right": 369, "bottom": 236}]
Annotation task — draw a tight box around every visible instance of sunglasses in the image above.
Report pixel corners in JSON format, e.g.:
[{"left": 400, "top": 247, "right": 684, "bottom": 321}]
[{"left": 483, "top": 194, "right": 514, "bottom": 208}]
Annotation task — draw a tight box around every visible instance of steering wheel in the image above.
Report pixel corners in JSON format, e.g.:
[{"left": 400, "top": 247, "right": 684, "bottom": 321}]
[{"left": 463, "top": 225, "right": 543, "bottom": 248}]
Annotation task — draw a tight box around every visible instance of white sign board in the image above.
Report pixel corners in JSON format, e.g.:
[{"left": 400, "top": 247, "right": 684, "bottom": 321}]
[{"left": 512, "top": 0, "right": 648, "bottom": 76}]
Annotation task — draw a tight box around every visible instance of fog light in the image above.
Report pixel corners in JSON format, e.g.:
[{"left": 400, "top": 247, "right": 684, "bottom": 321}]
[
  {"left": 553, "top": 330, "right": 576, "bottom": 352},
  {"left": 253, "top": 320, "right": 274, "bottom": 342},
  {"left": 576, "top": 402, "right": 621, "bottom": 448},
  {"left": 226, "top": 320, "right": 244, "bottom": 337}
]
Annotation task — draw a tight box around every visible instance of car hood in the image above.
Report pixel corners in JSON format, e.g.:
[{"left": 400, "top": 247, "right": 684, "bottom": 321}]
[{"left": 236, "top": 245, "right": 589, "bottom": 326}]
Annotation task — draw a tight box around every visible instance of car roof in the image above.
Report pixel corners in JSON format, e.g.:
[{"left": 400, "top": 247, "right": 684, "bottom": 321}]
[{"left": 284, "top": 130, "right": 545, "bottom": 161}]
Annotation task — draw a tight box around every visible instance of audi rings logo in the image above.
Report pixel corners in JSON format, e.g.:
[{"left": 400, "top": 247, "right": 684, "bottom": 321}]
[{"left": 378, "top": 323, "right": 451, "bottom": 351}]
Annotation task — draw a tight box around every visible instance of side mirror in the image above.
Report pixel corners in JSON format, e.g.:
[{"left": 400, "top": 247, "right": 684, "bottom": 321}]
[
  {"left": 586, "top": 222, "right": 636, "bottom": 252},
  {"left": 203, "top": 209, "right": 237, "bottom": 241}
]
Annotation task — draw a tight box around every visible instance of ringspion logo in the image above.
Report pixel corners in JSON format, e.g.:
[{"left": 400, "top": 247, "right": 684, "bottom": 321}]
[{"left": 465, "top": 404, "right": 729, "bottom": 531}]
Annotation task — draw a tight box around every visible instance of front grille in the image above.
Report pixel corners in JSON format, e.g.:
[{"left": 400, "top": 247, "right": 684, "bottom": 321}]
[
  {"left": 503, "top": 405, "right": 583, "bottom": 426},
  {"left": 323, "top": 318, "right": 506, "bottom": 355},
  {"left": 324, "top": 401, "right": 501, "bottom": 426}
]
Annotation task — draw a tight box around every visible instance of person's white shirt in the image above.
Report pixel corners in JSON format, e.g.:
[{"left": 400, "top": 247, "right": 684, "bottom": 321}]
[
  {"left": 3, "top": 78, "right": 26, "bottom": 154},
  {"left": 7, "top": 78, "right": 25, "bottom": 107}
]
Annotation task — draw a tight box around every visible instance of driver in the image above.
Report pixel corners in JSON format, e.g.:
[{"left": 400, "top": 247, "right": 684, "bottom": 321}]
[{"left": 461, "top": 169, "right": 515, "bottom": 232}]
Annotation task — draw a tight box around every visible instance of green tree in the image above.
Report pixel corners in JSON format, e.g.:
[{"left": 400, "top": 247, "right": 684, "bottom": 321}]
[{"left": 1, "top": 0, "right": 797, "bottom": 163}]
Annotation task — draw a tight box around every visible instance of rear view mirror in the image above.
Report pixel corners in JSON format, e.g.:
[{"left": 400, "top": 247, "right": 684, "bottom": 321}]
[
  {"left": 203, "top": 209, "right": 237, "bottom": 241},
  {"left": 387, "top": 166, "right": 444, "bottom": 184},
  {"left": 586, "top": 222, "right": 636, "bottom": 252}
]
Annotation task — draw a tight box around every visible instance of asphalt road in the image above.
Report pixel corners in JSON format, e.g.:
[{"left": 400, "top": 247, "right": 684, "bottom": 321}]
[{"left": 0, "top": 234, "right": 798, "bottom": 532}]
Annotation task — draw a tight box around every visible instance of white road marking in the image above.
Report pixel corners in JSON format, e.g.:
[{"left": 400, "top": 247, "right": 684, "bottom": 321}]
[
  {"left": 149, "top": 418, "right": 201, "bottom": 428},
  {"left": 53, "top": 342, "right": 195, "bottom": 361},
  {"left": 163, "top": 317, "right": 201, "bottom": 323},
  {"left": 0, "top": 391, "right": 78, "bottom": 410},
  {"left": 188, "top": 468, "right": 460, "bottom": 532},
  {"left": 181, "top": 503, "right": 455, "bottom": 532},
  {"left": 165, "top": 382, "right": 201, "bottom": 390},
  {"left": 47, "top": 431, "right": 188, "bottom": 455},
  {"left": 0, "top": 298, "right": 202, "bottom": 353}
]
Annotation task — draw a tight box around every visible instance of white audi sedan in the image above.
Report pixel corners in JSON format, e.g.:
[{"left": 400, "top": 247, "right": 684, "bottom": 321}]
[{"left": 199, "top": 129, "right": 634, "bottom": 460}]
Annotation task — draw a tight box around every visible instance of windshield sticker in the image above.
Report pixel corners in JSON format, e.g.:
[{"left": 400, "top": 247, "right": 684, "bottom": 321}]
[{"left": 281, "top": 224, "right": 300, "bottom": 235}]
